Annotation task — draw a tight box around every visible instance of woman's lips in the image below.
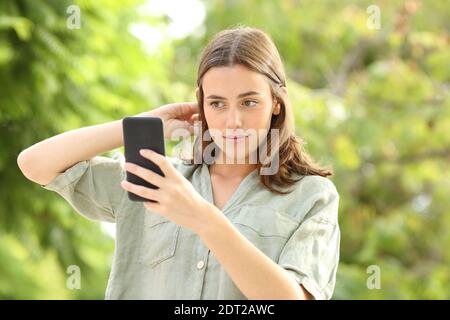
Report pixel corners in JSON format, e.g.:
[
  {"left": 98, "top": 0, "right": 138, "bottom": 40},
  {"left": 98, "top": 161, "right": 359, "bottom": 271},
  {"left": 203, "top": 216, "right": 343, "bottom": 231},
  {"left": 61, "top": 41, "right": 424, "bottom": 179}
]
[{"left": 223, "top": 135, "right": 248, "bottom": 141}]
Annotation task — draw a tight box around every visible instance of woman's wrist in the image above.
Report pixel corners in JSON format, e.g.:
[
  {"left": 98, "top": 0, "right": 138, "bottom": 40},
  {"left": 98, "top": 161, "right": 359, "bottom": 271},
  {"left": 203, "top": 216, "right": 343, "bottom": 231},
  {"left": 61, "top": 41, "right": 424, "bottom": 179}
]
[{"left": 195, "top": 201, "right": 228, "bottom": 240}]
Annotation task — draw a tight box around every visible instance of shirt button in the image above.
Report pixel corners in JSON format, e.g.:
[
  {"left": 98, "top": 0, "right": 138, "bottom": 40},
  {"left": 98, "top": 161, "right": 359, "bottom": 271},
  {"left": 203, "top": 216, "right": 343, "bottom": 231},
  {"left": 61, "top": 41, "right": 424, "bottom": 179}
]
[{"left": 197, "top": 260, "right": 205, "bottom": 269}]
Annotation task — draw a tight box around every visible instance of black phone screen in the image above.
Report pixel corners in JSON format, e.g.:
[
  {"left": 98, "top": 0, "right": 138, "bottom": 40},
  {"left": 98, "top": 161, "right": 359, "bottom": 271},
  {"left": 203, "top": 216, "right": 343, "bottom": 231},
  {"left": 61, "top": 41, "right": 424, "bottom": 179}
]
[{"left": 122, "top": 116, "right": 165, "bottom": 202}]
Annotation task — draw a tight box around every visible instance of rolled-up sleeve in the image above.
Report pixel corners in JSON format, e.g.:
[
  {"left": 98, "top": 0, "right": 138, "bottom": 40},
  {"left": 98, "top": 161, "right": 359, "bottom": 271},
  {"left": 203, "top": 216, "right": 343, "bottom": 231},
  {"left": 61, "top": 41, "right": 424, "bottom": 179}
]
[
  {"left": 41, "top": 153, "right": 127, "bottom": 223},
  {"left": 278, "top": 179, "right": 340, "bottom": 300}
]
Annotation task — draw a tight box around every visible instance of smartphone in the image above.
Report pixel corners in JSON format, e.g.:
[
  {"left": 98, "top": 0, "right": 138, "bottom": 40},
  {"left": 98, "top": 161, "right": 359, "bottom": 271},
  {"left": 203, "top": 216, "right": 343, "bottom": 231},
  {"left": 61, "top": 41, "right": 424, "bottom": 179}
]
[{"left": 122, "top": 116, "right": 165, "bottom": 202}]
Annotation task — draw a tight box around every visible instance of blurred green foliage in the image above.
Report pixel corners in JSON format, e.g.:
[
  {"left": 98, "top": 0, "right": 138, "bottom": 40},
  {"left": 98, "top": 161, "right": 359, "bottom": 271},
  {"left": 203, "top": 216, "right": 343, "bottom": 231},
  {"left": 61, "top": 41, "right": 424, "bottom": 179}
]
[{"left": 1, "top": 0, "right": 449, "bottom": 299}]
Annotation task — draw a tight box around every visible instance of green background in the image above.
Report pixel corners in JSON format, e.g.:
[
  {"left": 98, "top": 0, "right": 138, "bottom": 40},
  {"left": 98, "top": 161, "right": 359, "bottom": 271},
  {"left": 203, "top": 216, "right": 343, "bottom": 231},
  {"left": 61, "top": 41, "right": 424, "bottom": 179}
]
[{"left": 1, "top": 0, "right": 449, "bottom": 299}]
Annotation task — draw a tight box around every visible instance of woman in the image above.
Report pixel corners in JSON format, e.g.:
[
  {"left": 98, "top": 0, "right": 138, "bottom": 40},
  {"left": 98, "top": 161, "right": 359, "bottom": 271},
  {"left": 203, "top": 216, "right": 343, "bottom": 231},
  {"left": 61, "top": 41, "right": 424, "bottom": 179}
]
[{"left": 17, "top": 26, "right": 340, "bottom": 300}]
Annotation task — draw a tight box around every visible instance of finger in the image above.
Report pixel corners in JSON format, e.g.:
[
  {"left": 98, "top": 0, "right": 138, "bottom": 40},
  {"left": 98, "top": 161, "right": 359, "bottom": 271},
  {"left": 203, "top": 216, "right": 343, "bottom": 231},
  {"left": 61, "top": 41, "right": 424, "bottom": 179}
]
[
  {"left": 124, "top": 162, "right": 166, "bottom": 188},
  {"left": 139, "top": 149, "right": 174, "bottom": 177},
  {"left": 120, "top": 180, "right": 160, "bottom": 202},
  {"left": 175, "top": 102, "right": 199, "bottom": 120},
  {"left": 189, "top": 113, "right": 199, "bottom": 123}
]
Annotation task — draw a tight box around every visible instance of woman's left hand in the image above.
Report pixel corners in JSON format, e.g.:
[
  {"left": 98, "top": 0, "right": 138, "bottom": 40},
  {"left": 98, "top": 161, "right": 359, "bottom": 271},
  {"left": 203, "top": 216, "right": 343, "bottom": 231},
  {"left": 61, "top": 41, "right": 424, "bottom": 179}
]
[{"left": 120, "top": 149, "right": 213, "bottom": 233}]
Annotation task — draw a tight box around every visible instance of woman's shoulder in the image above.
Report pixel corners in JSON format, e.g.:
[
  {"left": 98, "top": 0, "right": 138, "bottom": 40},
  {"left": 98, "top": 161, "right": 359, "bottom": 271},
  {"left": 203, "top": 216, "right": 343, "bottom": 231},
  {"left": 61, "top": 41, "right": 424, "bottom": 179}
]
[
  {"left": 293, "top": 174, "right": 339, "bottom": 198},
  {"left": 262, "top": 174, "right": 339, "bottom": 223},
  {"left": 255, "top": 174, "right": 339, "bottom": 204}
]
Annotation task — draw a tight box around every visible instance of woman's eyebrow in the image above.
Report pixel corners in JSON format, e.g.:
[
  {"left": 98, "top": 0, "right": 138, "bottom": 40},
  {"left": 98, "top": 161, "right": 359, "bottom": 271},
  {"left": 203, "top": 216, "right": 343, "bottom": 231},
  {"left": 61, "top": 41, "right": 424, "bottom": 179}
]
[{"left": 206, "top": 91, "right": 261, "bottom": 100}]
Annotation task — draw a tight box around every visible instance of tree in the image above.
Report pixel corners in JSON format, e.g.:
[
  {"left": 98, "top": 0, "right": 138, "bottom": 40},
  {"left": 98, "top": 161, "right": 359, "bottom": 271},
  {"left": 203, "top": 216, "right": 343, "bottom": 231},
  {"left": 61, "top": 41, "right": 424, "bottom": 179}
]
[{"left": 1, "top": 0, "right": 449, "bottom": 299}]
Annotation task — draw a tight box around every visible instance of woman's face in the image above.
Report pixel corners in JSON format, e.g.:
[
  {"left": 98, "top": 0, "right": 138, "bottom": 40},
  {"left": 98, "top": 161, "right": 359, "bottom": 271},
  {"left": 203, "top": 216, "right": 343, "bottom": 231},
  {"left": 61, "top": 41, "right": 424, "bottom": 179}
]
[{"left": 201, "top": 64, "right": 280, "bottom": 164}]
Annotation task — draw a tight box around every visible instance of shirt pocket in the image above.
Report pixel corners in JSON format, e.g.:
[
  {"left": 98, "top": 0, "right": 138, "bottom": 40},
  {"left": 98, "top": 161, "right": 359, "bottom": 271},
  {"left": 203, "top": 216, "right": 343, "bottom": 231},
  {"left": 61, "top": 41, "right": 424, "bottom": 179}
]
[
  {"left": 231, "top": 205, "right": 299, "bottom": 261},
  {"left": 138, "top": 211, "right": 180, "bottom": 267}
]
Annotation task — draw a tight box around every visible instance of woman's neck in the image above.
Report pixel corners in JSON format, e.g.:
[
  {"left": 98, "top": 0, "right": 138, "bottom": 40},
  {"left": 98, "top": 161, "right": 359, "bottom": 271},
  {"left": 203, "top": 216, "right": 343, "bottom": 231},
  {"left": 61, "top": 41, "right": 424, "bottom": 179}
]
[{"left": 209, "top": 162, "right": 257, "bottom": 179}]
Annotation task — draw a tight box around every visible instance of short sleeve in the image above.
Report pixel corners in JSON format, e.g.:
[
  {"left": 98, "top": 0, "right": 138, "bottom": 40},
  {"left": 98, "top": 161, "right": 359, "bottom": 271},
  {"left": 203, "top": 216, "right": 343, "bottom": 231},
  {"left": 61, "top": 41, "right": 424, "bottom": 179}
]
[
  {"left": 278, "top": 178, "right": 340, "bottom": 300},
  {"left": 41, "top": 153, "right": 127, "bottom": 223}
]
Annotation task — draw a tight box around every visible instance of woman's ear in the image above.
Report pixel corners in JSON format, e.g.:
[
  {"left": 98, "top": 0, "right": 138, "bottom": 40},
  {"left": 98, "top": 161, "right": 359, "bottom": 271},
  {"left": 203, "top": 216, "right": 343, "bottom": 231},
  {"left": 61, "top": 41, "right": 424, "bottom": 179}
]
[
  {"left": 273, "top": 100, "right": 281, "bottom": 115},
  {"left": 279, "top": 85, "right": 288, "bottom": 99},
  {"left": 274, "top": 86, "right": 289, "bottom": 115},
  {"left": 273, "top": 86, "right": 288, "bottom": 116}
]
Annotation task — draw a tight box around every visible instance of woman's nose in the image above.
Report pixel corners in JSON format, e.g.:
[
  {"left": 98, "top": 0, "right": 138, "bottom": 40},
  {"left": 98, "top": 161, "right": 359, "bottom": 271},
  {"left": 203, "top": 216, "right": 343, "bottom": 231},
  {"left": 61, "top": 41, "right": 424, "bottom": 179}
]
[{"left": 225, "top": 108, "right": 242, "bottom": 128}]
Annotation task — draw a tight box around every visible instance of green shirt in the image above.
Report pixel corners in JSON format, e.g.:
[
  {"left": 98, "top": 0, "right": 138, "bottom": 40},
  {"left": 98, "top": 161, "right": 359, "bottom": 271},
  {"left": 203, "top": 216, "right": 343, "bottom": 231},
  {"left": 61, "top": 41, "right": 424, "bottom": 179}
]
[{"left": 41, "top": 153, "right": 340, "bottom": 300}]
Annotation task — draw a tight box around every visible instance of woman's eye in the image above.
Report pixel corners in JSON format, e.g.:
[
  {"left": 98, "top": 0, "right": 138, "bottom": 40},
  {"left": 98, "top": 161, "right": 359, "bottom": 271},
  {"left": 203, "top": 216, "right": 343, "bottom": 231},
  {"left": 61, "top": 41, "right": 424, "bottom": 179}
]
[
  {"left": 210, "top": 101, "right": 224, "bottom": 108},
  {"left": 243, "top": 100, "right": 258, "bottom": 107}
]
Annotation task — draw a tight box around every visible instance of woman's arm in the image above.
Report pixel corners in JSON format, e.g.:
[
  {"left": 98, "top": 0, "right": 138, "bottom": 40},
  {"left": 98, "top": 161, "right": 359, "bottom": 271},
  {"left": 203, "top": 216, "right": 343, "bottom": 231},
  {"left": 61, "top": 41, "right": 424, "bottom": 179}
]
[
  {"left": 197, "top": 203, "right": 313, "bottom": 300},
  {"left": 18, "top": 101, "right": 198, "bottom": 186},
  {"left": 17, "top": 110, "right": 152, "bottom": 186}
]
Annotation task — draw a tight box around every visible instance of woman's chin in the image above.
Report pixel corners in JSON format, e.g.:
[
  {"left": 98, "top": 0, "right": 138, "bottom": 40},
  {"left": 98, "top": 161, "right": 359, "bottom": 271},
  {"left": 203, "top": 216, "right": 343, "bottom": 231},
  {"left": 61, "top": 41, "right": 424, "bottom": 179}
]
[{"left": 216, "top": 151, "right": 258, "bottom": 165}]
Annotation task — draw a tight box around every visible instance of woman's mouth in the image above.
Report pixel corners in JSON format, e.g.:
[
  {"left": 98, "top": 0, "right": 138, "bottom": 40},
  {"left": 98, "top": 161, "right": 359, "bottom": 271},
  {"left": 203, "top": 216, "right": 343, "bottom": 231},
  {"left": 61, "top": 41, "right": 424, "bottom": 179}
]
[{"left": 223, "top": 135, "right": 248, "bottom": 142}]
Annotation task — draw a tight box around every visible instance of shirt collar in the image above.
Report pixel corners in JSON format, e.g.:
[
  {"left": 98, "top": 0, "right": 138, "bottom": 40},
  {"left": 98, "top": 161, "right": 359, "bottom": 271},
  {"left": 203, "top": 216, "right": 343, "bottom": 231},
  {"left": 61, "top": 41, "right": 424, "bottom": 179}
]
[{"left": 200, "top": 163, "right": 260, "bottom": 213}]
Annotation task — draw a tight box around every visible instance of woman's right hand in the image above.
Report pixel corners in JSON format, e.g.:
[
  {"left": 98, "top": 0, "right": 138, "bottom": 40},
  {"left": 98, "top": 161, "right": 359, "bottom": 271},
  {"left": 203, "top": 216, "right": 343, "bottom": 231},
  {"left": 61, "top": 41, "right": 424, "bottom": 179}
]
[{"left": 146, "top": 102, "right": 199, "bottom": 139}]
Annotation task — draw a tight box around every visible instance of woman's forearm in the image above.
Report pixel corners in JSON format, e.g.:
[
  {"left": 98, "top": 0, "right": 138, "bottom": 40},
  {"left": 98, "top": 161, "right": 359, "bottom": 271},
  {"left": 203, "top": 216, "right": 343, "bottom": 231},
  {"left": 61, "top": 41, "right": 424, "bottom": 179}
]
[
  {"left": 17, "top": 111, "right": 152, "bottom": 185},
  {"left": 197, "top": 203, "right": 312, "bottom": 300}
]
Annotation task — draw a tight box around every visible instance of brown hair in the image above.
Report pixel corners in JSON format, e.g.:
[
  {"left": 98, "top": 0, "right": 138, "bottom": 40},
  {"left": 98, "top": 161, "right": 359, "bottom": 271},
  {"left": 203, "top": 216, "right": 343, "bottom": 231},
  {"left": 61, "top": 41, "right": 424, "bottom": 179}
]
[{"left": 188, "top": 26, "right": 333, "bottom": 194}]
